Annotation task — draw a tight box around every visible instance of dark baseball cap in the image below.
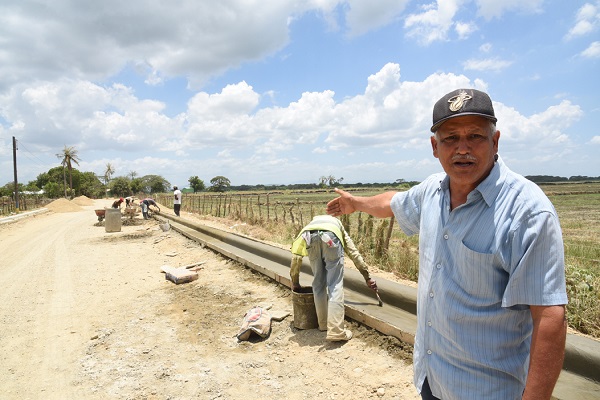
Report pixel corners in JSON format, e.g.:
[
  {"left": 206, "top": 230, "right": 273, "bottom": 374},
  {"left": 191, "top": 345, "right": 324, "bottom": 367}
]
[{"left": 431, "top": 88, "right": 497, "bottom": 132}]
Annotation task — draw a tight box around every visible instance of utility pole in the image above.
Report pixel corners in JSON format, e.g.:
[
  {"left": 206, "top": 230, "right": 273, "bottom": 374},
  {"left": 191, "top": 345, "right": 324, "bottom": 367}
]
[{"left": 12, "top": 136, "right": 19, "bottom": 209}]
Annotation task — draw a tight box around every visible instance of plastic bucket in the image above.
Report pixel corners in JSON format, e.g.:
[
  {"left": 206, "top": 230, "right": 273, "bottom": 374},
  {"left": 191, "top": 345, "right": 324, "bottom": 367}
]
[
  {"left": 105, "top": 208, "right": 122, "bottom": 233},
  {"left": 292, "top": 286, "right": 319, "bottom": 330}
]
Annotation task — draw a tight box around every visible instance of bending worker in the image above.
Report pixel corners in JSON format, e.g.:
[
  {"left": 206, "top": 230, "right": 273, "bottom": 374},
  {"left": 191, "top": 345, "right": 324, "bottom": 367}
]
[
  {"left": 290, "top": 214, "right": 377, "bottom": 342},
  {"left": 111, "top": 197, "right": 124, "bottom": 209},
  {"left": 141, "top": 198, "right": 160, "bottom": 220}
]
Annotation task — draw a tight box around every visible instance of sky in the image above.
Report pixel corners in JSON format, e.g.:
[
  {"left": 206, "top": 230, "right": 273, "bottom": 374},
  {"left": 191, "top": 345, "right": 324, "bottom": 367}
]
[{"left": 0, "top": 0, "right": 599, "bottom": 189}]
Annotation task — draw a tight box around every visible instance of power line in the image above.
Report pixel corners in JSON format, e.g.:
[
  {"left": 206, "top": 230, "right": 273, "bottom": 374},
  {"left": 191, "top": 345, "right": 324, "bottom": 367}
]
[{"left": 16, "top": 140, "right": 58, "bottom": 171}]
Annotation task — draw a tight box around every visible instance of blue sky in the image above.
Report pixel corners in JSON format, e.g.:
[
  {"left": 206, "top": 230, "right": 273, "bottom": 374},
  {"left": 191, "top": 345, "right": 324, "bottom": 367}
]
[{"left": 0, "top": 0, "right": 598, "bottom": 189}]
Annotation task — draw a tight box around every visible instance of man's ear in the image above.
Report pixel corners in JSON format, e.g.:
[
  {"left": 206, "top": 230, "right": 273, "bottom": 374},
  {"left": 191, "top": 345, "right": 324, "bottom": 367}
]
[
  {"left": 431, "top": 135, "right": 439, "bottom": 159},
  {"left": 493, "top": 130, "right": 500, "bottom": 153}
]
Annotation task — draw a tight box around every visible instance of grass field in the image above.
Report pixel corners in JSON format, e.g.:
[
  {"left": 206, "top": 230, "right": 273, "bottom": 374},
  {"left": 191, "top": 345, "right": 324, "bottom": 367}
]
[{"left": 542, "top": 184, "right": 600, "bottom": 337}]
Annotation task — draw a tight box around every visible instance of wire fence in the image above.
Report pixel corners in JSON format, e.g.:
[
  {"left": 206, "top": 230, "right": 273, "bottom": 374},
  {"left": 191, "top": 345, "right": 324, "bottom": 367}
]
[
  {"left": 0, "top": 195, "right": 47, "bottom": 216},
  {"left": 155, "top": 192, "right": 406, "bottom": 263}
]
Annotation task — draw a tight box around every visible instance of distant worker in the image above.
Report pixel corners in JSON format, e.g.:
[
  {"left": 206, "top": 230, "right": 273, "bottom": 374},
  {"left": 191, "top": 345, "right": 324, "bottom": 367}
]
[
  {"left": 141, "top": 198, "right": 160, "bottom": 220},
  {"left": 125, "top": 196, "right": 136, "bottom": 208},
  {"left": 173, "top": 186, "right": 182, "bottom": 217},
  {"left": 111, "top": 198, "right": 124, "bottom": 209},
  {"left": 290, "top": 214, "right": 377, "bottom": 342}
]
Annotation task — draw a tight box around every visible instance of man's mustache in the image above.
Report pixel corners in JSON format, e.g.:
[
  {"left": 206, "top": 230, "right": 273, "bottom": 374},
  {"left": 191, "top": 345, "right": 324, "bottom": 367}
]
[{"left": 451, "top": 154, "right": 477, "bottom": 162}]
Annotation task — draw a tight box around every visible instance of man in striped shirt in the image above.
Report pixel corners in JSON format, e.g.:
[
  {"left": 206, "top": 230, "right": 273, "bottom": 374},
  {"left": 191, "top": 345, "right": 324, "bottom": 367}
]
[{"left": 326, "top": 89, "right": 567, "bottom": 400}]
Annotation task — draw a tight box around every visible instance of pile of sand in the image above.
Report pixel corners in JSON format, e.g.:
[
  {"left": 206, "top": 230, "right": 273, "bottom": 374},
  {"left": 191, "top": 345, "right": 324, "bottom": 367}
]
[
  {"left": 72, "top": 195, "right": 94, "bottom": 206},
  {"left": 45, "top": 198, "right": 84, "bottom": 213}
]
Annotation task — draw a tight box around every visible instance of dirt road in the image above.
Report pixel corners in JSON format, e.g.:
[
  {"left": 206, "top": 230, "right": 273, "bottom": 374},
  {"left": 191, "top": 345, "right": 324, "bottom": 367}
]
[{"left": 0, "top": 199, "right": 418, "bottom": 399}]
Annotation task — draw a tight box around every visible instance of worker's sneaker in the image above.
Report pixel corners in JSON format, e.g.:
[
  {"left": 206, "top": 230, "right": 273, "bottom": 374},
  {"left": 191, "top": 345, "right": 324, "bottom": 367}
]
[{"left": 326, "top": 329, "right": 352, "bottom": 342}]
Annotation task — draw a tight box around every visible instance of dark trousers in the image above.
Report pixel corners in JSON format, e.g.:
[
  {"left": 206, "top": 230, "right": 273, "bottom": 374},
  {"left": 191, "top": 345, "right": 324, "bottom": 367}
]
[
  {"left": 421, "top": 378, "right": 441, "bottom": 400},
  {"left": 174, "top": 204, "right": 181, "bottom": 216}
]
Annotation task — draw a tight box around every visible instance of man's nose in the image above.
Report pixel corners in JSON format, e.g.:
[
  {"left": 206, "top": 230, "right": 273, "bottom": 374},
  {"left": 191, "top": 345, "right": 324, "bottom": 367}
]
[{"left": 456, "top": 136, "right": 470, "bottom": 153}]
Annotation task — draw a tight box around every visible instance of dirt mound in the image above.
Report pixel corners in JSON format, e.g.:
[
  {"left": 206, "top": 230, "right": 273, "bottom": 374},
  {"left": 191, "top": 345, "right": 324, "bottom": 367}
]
[
  {"left": 45, "top": 198, "right": 84, "bottom": 213},
  {"left": 72, "top": 195, "right": 94, "bottom": 206}
]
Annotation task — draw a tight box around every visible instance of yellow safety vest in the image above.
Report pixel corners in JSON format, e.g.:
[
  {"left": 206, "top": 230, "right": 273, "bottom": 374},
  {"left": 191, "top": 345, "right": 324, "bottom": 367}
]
[{"left": 290, "top": 215, "right": 345, "bottom": 256}]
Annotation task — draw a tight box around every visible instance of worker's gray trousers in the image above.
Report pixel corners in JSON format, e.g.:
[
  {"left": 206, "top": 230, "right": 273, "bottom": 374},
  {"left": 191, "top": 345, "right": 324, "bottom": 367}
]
[{"left": 307, "top": 231, "right": 346, "bottom": 340}]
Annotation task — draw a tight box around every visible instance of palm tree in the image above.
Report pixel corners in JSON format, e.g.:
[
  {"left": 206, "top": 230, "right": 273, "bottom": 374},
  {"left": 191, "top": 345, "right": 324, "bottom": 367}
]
[
  {"left": 56, "top": 145, "right": 81, "bottom": 199},
  {"left": 104, "top": 163, "right": 115, "bottom": 185}
]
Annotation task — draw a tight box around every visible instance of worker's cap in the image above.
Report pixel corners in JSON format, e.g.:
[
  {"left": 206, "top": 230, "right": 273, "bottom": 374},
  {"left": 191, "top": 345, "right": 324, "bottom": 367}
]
[{"left": 431, "top": 88, "right": 497, "bottom": 132}]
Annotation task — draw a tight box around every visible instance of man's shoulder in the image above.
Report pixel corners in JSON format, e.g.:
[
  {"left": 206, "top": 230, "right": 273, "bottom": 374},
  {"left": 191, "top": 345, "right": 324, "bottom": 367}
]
[{"left": 500, "top": 169, "right": 556, "bottom": 215}]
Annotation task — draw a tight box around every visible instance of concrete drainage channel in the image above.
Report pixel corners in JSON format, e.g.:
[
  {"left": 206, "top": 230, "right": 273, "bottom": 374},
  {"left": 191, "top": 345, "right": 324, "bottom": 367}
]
[{"left": 157, "top": 214, "right": 600, "bottom": 400}]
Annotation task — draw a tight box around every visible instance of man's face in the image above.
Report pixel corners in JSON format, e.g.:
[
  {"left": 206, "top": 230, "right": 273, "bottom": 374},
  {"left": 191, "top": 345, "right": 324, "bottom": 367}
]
[{"left": 431, "top": 115, "right": 499, "bottom": 190}]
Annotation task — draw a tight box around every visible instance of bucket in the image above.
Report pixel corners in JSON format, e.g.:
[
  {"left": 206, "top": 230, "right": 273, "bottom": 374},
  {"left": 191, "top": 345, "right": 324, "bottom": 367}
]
[
  {"left": 292, "top": 286, "right": 319, "bottom": 330},
  {"left": 105, "top": 208, "right": 122, "bottom": 233}
]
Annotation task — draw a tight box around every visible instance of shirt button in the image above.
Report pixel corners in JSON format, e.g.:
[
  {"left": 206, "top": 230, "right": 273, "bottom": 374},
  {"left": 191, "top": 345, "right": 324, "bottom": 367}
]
[
  {"left": 427, "top": 350, "right": 432, "bottom": 355},
  {"left": 443, "top": 234, "right": 449, "bottom": 240},
  {"left": 436, "top": 263, "right": 441, "bottom": 269},
  {"left": 427, "top": 321, "right": 432, "bottom": 326},
  {"left": 429, "top": 292, "right": 434, "bottom": 298}
]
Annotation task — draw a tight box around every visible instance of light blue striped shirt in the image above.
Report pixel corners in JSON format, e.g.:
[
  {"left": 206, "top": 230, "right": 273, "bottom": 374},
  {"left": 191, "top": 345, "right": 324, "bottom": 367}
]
[{"left": 391, "top": 157, "right": 567, "bottom": 400}]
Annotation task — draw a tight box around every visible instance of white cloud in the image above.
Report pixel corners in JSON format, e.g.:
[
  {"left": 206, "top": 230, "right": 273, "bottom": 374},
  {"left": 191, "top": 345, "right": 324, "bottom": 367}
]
[
  {"left": 479, "top": 43, "right": 493, "bottom": 52},
  {"left": 455, "top": 21, "right": 477, "bottom": 39},
  {"left": 404, "top": 0, "right": 462, "bottom": 45},
  {"left": 495, "top": 100, "right": 583, "bottom": 148},
  {"left": 590, "top": 136, "right": 600, "bottom": 144},
  {"left": 581, "top": 41, "right": 600, "bottom": 58},
  {"left": 475, "top": 0, "right": 544, "bottom": 20},
  {"left": 0, "top": 62, "right": 587, "bottom": 185},
  {"left": 344, "top": 0, "right": 410, "bottom": 36},
  {"left": 463, "top": 58, "right": 513, "bottom": 72},
  {"left": 565, "top": 2, "right": 600, "bottom": 40},
  {"left": 0, "top": 0, "right": 314, "bottom": 91}
]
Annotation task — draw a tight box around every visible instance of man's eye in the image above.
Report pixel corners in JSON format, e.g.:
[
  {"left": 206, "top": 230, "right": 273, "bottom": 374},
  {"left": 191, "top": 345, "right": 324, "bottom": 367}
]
[{"left": 442, "top": 136, "right": 457, "bottom": 143}]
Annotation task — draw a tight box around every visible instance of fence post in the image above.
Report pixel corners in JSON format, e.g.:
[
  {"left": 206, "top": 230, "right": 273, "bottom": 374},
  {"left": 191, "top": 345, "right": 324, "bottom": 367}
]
[
  {"left": 375, "top": 219, "right": 388, "bottom": 258},
  {"left": 266, "top": 194, "right": 270, "bottom": 222},
  {"left": 258, "top": 195, "right": 261, "bottom": 221},
  {"left": 296, "top": 198, "right": 302, "bottom": 227},
  {"left": 384, "top": 215, "right": 395, "bottom": 251}
]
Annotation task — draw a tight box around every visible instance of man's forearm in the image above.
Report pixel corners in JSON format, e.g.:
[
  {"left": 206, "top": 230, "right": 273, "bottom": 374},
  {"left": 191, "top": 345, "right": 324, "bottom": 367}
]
[
  {"left": 351, "top": 192, "right": 396, "bottom": 218},
  {"left": 289, "top": 255, "right": 303, "bottom": 287},
  {"left": 522, "top": 305, "right": 567, "bottom": 400}
]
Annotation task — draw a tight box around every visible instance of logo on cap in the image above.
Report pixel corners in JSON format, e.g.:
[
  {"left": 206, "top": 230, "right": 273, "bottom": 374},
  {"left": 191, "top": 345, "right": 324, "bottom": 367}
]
[{"left": 448, "top": 91, "right": 472, "bottom": 112}]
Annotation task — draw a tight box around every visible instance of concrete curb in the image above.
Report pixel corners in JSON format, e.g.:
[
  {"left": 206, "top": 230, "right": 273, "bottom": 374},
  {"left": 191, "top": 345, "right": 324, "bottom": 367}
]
[
  {"left": 0, "top": 208, "right": 49, "bottom": 225},
  {"left": 158, "top": 213, "right": 600, "bottom": 398}
]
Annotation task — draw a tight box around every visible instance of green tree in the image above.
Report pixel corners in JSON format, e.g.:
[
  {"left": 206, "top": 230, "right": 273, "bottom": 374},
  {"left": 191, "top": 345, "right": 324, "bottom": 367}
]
[
  {"left": 209, "top": 176, "right": 231, "bottom": 192},
  {"left": 318, "top": 175, "right": 343, "bottom": 187},
  {"left": 24, "top": 181, "right": 41, "bottom": 193},
  {"left": 188, "top": 176, "right": 205, "bottom": 193},
  {"left": 0, "top": 182, "right": 15, "bottom": 197},
  {"left": 130, "top": 178, "right": 144, "bottom": 195},
  {"left": 35, "top": 172, "right": 51, "bottom": 190},
  {"left": 140, "top": 175, "right": 170, "bottom": 194},
  {"left": 43, "top": 182, "right": 62, "bottom": 198},
  {"left": 104, "top": 163, "right": 115, "bottom": 186},
  {"left": 79, "top": 172, "right": 104, "bottom": 198},
  {"left": 109, "top": 177, "right": 131, "bottom": 197},
  {"left": 56, "top": 145, "right": 81, "bottom": 199}
]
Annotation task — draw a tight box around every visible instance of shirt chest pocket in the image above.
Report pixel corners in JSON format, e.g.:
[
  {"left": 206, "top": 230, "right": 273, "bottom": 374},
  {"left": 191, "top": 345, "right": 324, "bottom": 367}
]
[{"left": 449, "top": 242, "right": 508, "bottom": 307}]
